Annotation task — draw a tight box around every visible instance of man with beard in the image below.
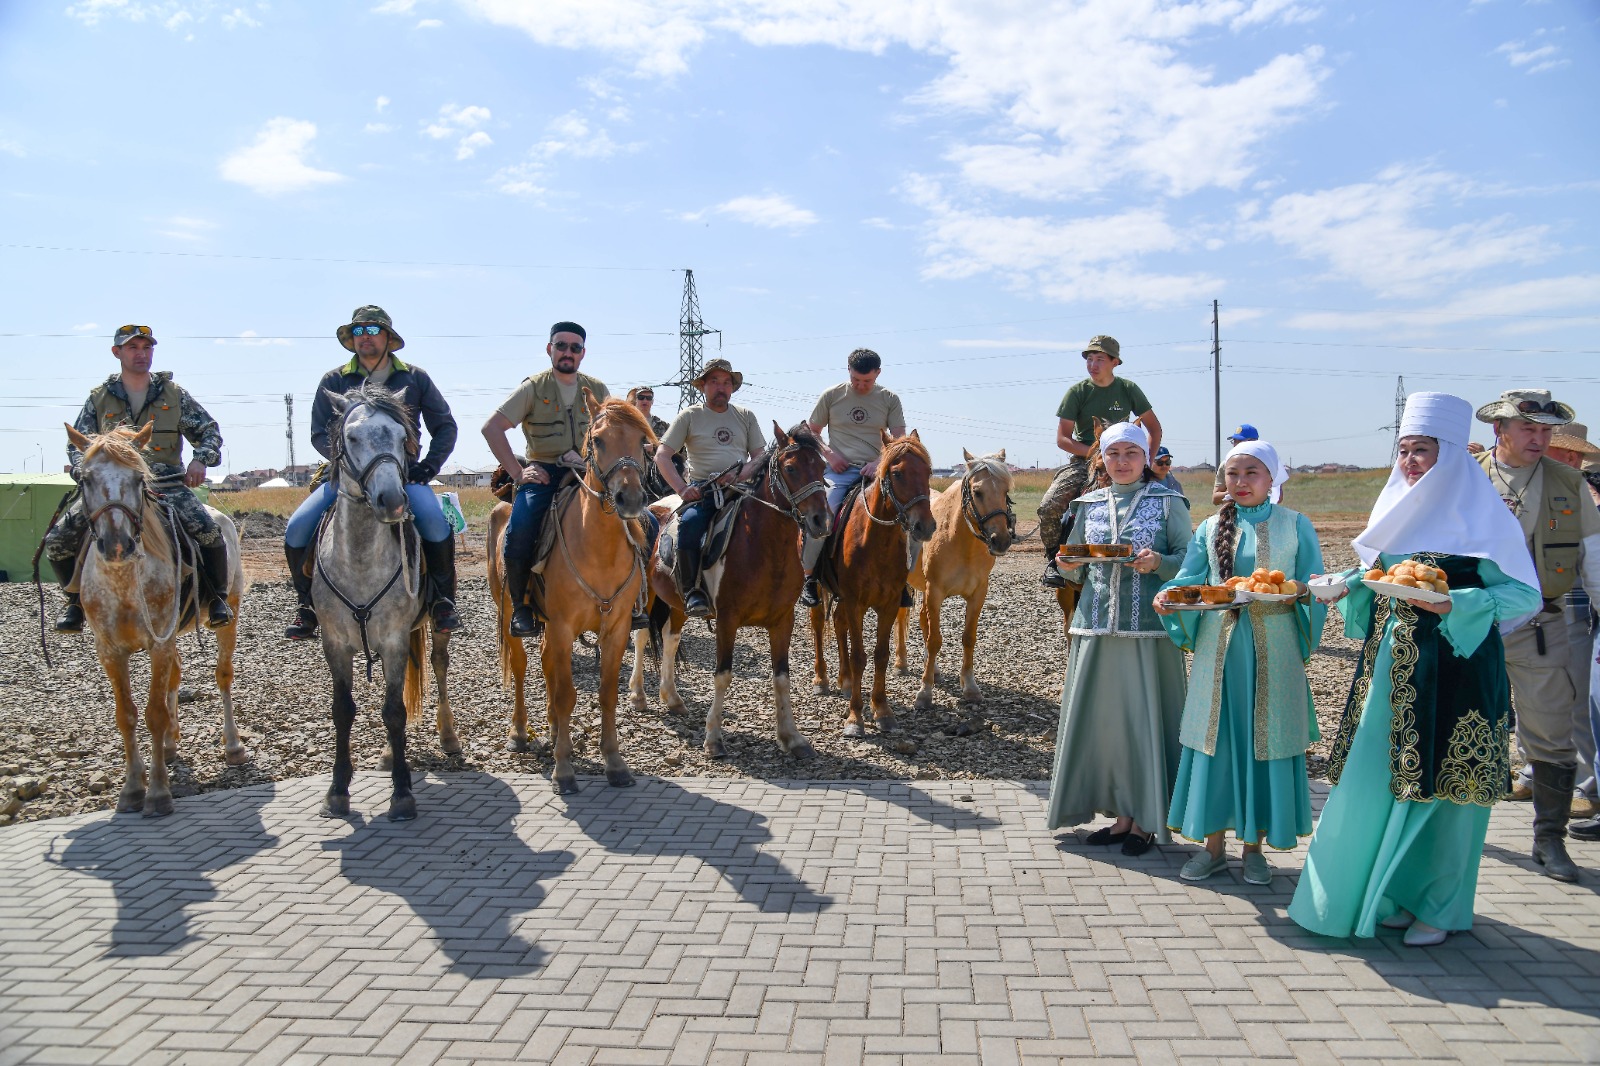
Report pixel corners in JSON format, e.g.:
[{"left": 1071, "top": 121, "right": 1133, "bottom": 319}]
[{"left": 483, "top": 321, "right": 609, "bottom": 638}]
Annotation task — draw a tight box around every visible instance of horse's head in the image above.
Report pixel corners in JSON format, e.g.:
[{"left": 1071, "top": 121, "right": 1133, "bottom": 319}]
[
  {"left": 583, "top": 391, "right": 655, "bottom": 520},
  {"left": 66, "top": 422, "right": 152, "bottom": 564},
  {"left": 327, "top": 383, "right": 413, "bottom": 523},
  {"left": 1086, "top": 416, "right": 1112, "bottom": 489},
  {"left": 879, "top": 429, "right": 937, "bottom": 543},
  {"left": 769, "top": 422, "right": 832, "bottom": 540},
  {"left": 960, "top": 447, "right": 1016, "bottom": 555}
]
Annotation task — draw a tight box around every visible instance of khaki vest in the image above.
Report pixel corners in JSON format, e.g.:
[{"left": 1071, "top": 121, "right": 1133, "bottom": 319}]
[
  {"left": 91, "top": 376, "right": 184, "bottom": 465},
  {"left": 1477, "top": 451, "right": 1584, "bottom": 602},
  {"left": 518, "top": 371, "right": 605, "bottom": 463}
]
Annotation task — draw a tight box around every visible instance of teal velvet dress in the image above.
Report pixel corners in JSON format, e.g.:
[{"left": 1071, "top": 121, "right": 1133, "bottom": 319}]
[
  {"left": 1160, "top": 503, "right": 1327, "bottom": 851},
  {"left": 1289, "top": 555, "right": 1540, "bottom": 937}
]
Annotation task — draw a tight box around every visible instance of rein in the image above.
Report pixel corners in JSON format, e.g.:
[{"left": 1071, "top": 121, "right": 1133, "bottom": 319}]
[
  {"left": 722, "top": 441, "right": 828, "bottom": 524},
  {"left": 863, "top": 467, "right": 930, "bottom": 534},
  {"left": 33, "top": 485, "right": 82, "bottom": 669},
  {"left": 79, "top": 481, "right": 194, "bottom": 647},
  {"left": 555, "top": 410, "right": 651, "bottom": 618},
  {"left": 959, "top": 468, "right": 1017, "bottom": 547},
  {"left": 315, "top": 523, "right": 407, "bottom": 683}
]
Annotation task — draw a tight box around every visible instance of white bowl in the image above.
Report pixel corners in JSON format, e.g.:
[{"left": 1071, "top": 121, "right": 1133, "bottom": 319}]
[{"left": 1306, "top": 574, "right": 1350, "bottom": 602}]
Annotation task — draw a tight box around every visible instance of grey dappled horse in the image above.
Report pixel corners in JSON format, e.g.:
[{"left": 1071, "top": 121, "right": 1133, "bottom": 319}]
[{"left": 312, "top": 383, "right": 456, "bottom": 822}]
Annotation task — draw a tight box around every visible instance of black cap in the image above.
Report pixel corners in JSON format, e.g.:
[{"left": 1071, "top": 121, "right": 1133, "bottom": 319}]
[{"left": 550, "top": 321, "right": 586, "bottom": 341}]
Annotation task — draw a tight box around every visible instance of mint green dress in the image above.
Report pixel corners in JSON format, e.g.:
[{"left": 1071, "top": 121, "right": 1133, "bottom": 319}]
[
  {"left": 1288, "top": 557, "right": 1540, "bottom": 937},
  {"left": 1159, "top": 503, "right": 1326, "bottom": 851}
]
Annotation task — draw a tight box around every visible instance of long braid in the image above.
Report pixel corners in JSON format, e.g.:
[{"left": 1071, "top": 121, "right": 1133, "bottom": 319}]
[{"left": 1212, "top": 499, "right": 1239, "bottom": 582}]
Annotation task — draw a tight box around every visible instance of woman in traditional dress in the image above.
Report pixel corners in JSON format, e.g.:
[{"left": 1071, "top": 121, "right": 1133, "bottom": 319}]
[
  {"left": 1155, "top": 439, "right": 1326, "bottom": 886},
  {"left": 1288, "top": 393, "right": 1540, "bottom": 946},
  {"left": 1046, "top": 422, "right": 1192, "bottom": 856}
]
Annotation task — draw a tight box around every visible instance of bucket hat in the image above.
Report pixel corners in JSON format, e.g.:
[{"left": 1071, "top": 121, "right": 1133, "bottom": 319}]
[
  {"left": 1474, "top": 388, "right": 1574, "bottom": 426},
  {"left": 1082, "top": 335, "right": 1120, "bottom": 360},
  {"left": 1550, "top": 421, "right": 1600, "bottom": 457},
  {"left": 337, "top": 305, "right": 404, "bottom": 353},
  {"left": 692, "top": 358, "right": 743, "bottom": 391}
]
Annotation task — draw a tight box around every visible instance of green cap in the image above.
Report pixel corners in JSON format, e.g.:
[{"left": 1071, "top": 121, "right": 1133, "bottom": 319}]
[{"left": 1083, "top": 335, "right": 1120, "bottom": 360}]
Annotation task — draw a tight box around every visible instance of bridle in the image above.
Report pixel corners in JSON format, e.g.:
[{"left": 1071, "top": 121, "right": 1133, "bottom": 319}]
[
  {"left": 332, "top": 401, "right": 409, "bottom": 507},
  {"left": 723, "top": 438, "right": 829, "bottom": 526},
  {"left": 79, "top": 465, "right": 189, "bottom": 644},
  {"left": 577, "top": 413, "right": 648, "bottom": 514},
  {"left": 959, "top": 465, "right": 1017, "bottom": 552},
  {"left": 863, "top": 454, "right": 931, "bottom": 534},
  {"left": 554, "top": 410, "right": 653, "bottom": 617}
]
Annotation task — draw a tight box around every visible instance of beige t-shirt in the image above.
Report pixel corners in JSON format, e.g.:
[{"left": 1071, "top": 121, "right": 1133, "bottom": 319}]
[
  {"left": 809, "top": 382, "right": 906, "bottom": 467},
  {"left": 661, "top": 404, "right": 765, "bottom": 482}
]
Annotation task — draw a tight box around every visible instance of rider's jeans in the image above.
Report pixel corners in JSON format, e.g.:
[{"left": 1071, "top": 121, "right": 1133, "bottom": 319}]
[
  {"left": 503, "top": 465, "right": 567, "bottom": 567},
  {"left": 678, "top": 495, "right": 714, "bottom": 557},
  {"left": 285, "top": 479, "right": 452, "bottom": 548},
  {"left": 824, "top": 465, "right": 864, "bottom": 514}
]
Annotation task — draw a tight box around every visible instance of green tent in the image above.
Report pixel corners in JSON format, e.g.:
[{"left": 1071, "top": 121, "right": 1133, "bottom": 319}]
[{"left": 0, "top": 473, "right": 76, "bottom": 582}]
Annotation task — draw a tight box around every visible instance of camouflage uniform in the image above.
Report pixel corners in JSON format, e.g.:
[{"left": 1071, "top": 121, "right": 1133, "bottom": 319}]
[
  {"left": 46, "top": 371, "right": 224, "bottom": 565},
  {"left": 1037, "top": 455, "right": 1090, "bottom": 563}
]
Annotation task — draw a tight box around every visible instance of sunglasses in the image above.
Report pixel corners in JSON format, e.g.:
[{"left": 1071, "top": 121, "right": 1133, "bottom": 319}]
[
  {"left": 1516, "top": 399, "right": 1563, "bottom": 416},
  {"left": 1154, "top": 458, "right": 1172, "bottom": 465},
  {"left": 635, "top": 392, "right": 654, "bottom": 401},
  {"left": 116, "top": 324, "right": 153, "bottom": 338},
  {"left": 552, "top": 341, "right": 584, "bottom": 352},
  {"left": 349, "top": 324, "right": 384, "bottom": 336}
]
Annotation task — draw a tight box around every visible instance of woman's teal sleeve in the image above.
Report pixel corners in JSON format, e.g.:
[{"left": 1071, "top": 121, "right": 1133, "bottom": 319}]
[
  {"left": 1293, "top": 512, "right": 1328, "bottom": 657},
  {"left": 1159, "top": 521, "right": 1213, "bottom": 649},
  {"left": 1157, "top": 497, "right": 1193, "bottom": 580}
]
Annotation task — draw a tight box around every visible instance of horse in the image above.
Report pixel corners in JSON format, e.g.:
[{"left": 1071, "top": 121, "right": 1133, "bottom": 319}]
[
  {"left": 634, "top": 422, "right": 832, "bottom": 758},
  {"left": 1047, "top": 417, "right": 1112, "bottom": 639},
  {"left": 312, "top": 383, "right": 457, "bottom": 822},
  {"left": 63, "top": 423, "right": 248, "bottom": 816},
  {"left": 488, "top": 392, "right": 654, "bottom": 794},
  {"left": 893, "top": 448, "right": 1016, "bottom": 710},
  {"left": 809, "top": 431, "right": 937, "bottom": 736}
]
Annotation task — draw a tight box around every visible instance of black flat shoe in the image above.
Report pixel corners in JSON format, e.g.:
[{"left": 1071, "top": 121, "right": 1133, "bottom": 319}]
[
  {"left": 1120, "top": 831, "right": 1156, "bottom": 857},
  {"left": 1086, "top": 826, "right": 1130, "bottom": 846}
]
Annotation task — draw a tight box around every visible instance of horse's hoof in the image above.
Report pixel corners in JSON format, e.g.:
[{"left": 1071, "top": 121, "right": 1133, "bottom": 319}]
[
  {"left": 606, "top": 769, "right": 636, "bottom": 788},
  {"left": 378, "top": 754, "right": 394, "bottom": 771},
  {"left": 143, "top": 794, "right": 174, "bottom": 817},
  {"left": 387, "top": 795, "right": 417, "bottom": 822},
  {"left": 894, "top": 665, "right": 910, "bottom": 677},
  {"left": 629, "top": 694, "right": 648, "bottom": 712},
  {"left": 664, "top": 701, "right": 689, "bottom": 717},
  {"left": 811, "top": 683, "right": 829, "bottom": 697},
  {"left": 913, "top": 693, "right": 935, "bottom": 712},
  {"left": 507, "top": 736, "right": 535, "bottom": 753},
  {"left": 320, "top": 793, "right": 351, "bottom": 818},
  {"left": 116, "top": 791, "right": 145, "bottom": 814},
  {"left": 876, "top": 716, "right": 900, "bottom": 735},
  {"left": 960, "top": 689, "right": 984, "bottom": 705},
  {"left": 224, "top": 745, "right": 250, "bottom": 767},
  {"left": 439, "top": 734, "right": 463, "bottom": 756},
  {"left": 842, "top": 722, "right": 866, "bottom": 739},
  {"left": 554, "top": 775, "right": 581, "bottom": 795},
  {"left": 788, "top": 740, "right": 817, "bottom": 760},
  {"left": 705, "top": 736, "right": 728, "bottom": 759}
]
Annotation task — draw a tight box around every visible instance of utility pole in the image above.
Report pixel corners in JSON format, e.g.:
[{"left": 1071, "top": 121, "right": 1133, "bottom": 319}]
[
  {"left": 284, "top": 394, "right": 296, "bottom": 484},
  {"left": 1391, "top": 375, "right": 1406, "bottom": 462},
  {"left": 1212, "top": 300, "right": 1222, "bottom": 468},
  {"left": 676, "top": 269, "right": 721, "bottom": 411}
]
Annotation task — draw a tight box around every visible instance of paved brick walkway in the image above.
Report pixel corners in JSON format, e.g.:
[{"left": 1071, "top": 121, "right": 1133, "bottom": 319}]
[{"left": 0, "top": 775, "right": 1596, "bottom": 1064}]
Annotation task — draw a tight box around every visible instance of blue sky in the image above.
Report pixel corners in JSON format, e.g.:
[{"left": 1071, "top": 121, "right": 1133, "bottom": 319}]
[{"left": 2, "top": 0, "right": 1596, "bottom": 475}]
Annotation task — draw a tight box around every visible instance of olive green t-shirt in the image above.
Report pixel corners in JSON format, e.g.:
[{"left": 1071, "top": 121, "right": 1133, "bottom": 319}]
[
  {"left": 809, "top": 382, "right": 906, "bottom": 467},
  {"left": 660, "top": 404, "right": 766, "bottom": 482},
  {"left": 1055, "top": 377, "right": 1151, "bottom": 446}
]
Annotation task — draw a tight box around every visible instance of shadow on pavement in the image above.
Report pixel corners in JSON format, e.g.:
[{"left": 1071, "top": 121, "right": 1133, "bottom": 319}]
[
  {"left": 322, "top": 773, "right": 574, "bottom": 978},
  {"left": 49, "top": 783, "right": 279, "bottom": 958}
]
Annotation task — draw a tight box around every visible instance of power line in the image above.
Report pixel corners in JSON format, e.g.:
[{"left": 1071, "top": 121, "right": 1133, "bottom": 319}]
[{"left": 0, "top": 243, "right": 679, "bottom": 273}]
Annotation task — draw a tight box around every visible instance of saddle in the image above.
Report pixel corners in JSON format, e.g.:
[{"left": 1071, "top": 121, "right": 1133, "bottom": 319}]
[
  {"left": 68, "top": 489, "right": 207, "bottom": 631},
  {"left": 655, "top": 487, "right": 745, "bottom": 599},
  {"left": 813, "top": 477, "right": 869, "bottom": 600}
]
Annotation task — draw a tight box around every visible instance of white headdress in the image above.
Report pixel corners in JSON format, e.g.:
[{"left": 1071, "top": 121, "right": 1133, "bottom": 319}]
[
  {"left": 1098, "top": 421, "right": 1149, "bottom": 455},
  {"left": 1222, "top": 439, "right": 1287, "bottom": 503}
]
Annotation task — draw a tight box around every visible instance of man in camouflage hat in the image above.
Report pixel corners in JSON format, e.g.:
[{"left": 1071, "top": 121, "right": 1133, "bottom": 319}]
[
  {"left": 282, "top": 305, "right": 461, "bottom": 639},
  {"left": 1038, "top": 334, "right": 1162, "bottom": 588},
  {"left": 654, "top": 358, "right": 766, "bottom": 618},
  {"left": 1475, "top": 387, "right": 1600, "bottom": 882},
  {"left": 45, "top": 324, "right": 234, "bottom": 631}
]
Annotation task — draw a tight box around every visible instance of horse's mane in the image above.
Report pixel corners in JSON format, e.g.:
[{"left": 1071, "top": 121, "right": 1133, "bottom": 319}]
[
  {"left": 963, "top": 451, "right": 1014, "bottom": 491},
  {"left": 79, "top": 426, "right": 154, "bottom": 478},
  {"left": 328, "top": 381, "right": 419, "bottom": 461},
  {"left": 591, "top": 396, "right": 658, "bottom": 444},
  {"left": 881, "top": 432, "right": 931, "bottom": 470}
]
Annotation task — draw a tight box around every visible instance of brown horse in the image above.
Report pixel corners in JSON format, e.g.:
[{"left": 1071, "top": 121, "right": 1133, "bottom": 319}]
[
  {"left": 809, "top": 431, "right": 937, "bottom": 736},
  {"left": 488, "top": 393, "right": 654, "bottom": 794},
  {"left": 634, "top": 422, "right": 832, "bottom": 758},
  {"left": 65, "top": 423, "right": 248, "bottom": 816},
  {"left": 1048, "top": 418, "right": 1112, "bottom": 638},
  {"left": 894, "top": 448, "right": 1016, "bottom": 710}
]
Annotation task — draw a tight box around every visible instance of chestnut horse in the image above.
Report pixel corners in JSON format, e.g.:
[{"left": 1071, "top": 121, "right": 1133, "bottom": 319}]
[
  {"left": 65, "top": 423, "right": 248, "bottom": 816},
  {"left": 635, "top": 422, "right": 832, "bottom": 758},
  {"left": 893, "top": 448, "right": 1016, "bottom": 710},
  {"left": 1049, "top": 418, "right": 1112, "bottom": 638},
  {"left": 488, "top": 393, "right": 654, "bottom": 794},
  {"left": 809, "top": 431, "right": 937, "bottom": 736}
]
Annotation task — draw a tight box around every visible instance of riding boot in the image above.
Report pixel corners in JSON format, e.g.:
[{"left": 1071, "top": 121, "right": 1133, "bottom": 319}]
[
  {"left": 49, "top": 555, "right": 85, "bottom": 633},
  {"left": 421, "top": 537, "right": 463, "bottom": 632},
  {"left": 506, "top": 556, "right": 542, "bottom": 639},
  {"left": 199, "top": 541, "right": 234, "bottom": 629},
  {"left": 799, "top": 575, "right": 821, "bottom": 609},
  {"left": 283, "top": 543, "right": 318, "bottom": 640},
  {"left": 678, "top": 534, "right": 712, "bottom": 619},
  {"left": 900, "top": 585, "right": 915, "bottom": 609},
  {"left": 1531, "top": 761, "right": 1581, "bottom": 883},
  {"left": 1041, "top": 516, "right": 1068, "bottom": 588}
]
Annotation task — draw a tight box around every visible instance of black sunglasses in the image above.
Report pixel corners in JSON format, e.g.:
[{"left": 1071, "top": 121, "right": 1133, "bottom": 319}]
[
  {"left": 1517, "top": 399, "right": 1562, "bottom": 416},
  {"left": 552, "top": 341, "right": 584, "bottom": 352}
]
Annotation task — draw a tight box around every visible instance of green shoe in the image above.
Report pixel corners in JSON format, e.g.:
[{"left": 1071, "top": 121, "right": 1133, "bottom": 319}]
[
  {"left": 1180, "top": 851, "right": 1227, "bottom": 881},
  {"left": 1242, "top": 851, "right": 1272, "bottom": 885}
]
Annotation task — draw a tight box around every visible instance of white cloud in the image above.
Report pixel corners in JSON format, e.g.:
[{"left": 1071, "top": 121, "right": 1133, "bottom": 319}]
[
  {"left": 214, "top": 330, "right": 291, "bottom": 347},
  {"left": 66, "top": 1, "right": 263, "bottom": 30},
  {"left": 375, "top": 95, "right": 390, "bottom": 112},
  {"left": 364, "top": 122, "right": 396, "bottom": 133},
  {"left": 371, "top": 0, "right": 419, "bottom": 12},
  {"left": 1243, "top": 164, "right": 1556, "bottom": 298},
  {"left": 417, "top": 18, "right": 443, "bottom": 28},
  {"left": 687, "top": 194, "right": 818, "bottom": 230},
  {"left": 861, "top": 217, "right": 895, "bottom": 230},
  {"left": 536, "top": 112, "right": 632, "bottom": 158},
  {"left": 219, "top": 117, "right": 344, "bottom": 196},
  {"left": 221, "top": 6, "right": 259, "bottom": 28},
  {"left": 423, "top": 103, "right": 493, "bottom": 159},
  {"left": 456, "top": 130, "right": 493, "bottom": 159},
  {"left": 1284, "top": 275, "right": 1600, "bottom": 332},
  {"left": 904, "top": 176, "right": 1217, "bottom": 308},
  {"left": 154, "top": 215, "right": 217, "bottom": 241},
  {"left": 1495, "top": 37, "right": 1569, "bottom": 74},
  {"left": 0, "top": 136, "right": 23, "bottom": 158},
  {"left": 492, "top": 161, "right": 547, "bottom": 198}
]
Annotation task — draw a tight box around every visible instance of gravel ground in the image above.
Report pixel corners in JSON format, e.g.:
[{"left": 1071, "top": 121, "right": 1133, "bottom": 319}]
[{"left": 0, "top": 524, "right": 1365, "bottom": 827}]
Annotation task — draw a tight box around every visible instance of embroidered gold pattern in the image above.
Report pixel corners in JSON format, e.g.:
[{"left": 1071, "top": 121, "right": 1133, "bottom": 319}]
[
  {"left": 1252, "top": 518, "right": 1273, "bottom": 761},
  {"left": 1326, "top": 595, "right": 1390, "bottom": 786},
  {"left": 1386, "top": 599, "right": 1425, "bottom": 802},
  {"left": 1435, "top": 708, "right": 1507, "bottom": 807}
]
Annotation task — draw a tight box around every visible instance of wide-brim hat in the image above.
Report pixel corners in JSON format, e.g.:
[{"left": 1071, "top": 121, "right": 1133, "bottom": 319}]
[
  {"left": 337, "top": 304, "right": 405, "bottom": 353},
  {"left": 692, "top": 357, "right": 742, "bottom": 391},
  {"left": 1551, "top": 421, "right": 1600, "bottom": 456},
  {"left": 1474, "top": 388, "right": 1573, "bottom": 426},
  {"left": 1082, "top": 334, "right": 1121, "bottom": 360}
]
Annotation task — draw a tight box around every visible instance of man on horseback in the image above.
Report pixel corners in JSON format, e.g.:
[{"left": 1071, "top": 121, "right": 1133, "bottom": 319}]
[
  {"left": 653, "top": 359, "right": 766, "bottom": 618},
  {"left": 798, "top": 347, "right": 908, "bottom": 609},
  {"left": 282, "top": 305, "right": 462, "bottom": 639},
  {"left": 46, "top": 324, "right": 234, "bottom": 633},
  {"left": 630, "top": 384, "right": 681, "bottom": 501},
  {"left": 1038, "top": 334, "right": 1163, "bottom": 589},
  {"left": 482, "top": 321, "right": 609, "bottom": 639}
]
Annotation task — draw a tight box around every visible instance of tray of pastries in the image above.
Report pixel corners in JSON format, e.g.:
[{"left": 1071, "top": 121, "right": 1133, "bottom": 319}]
[
  {"left": 1225, "top": 569, "right": 1302, "bottom": 602},
  {"left": 1362, "top": 561, "right": 1450, "bottom": 605},
  {"left": 1160, "top": 585, "right": 1241, "bottom": 611}
]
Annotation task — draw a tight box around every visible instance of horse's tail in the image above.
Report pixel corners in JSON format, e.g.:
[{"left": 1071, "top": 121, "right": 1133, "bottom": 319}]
[
  {"left": 404, "top": 627, "right": 427, "bottom": 727},
  {"left": 647, "top": 594, "right": 670, "bottom": 665}
]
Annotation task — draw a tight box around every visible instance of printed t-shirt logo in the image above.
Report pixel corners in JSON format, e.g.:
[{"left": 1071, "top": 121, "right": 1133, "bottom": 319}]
[
  {"left": 850, "top": 407, "right": 867, "bottom": 424},
  {"left": 714, "top": 427, "right": 734, "bottom": 445}
]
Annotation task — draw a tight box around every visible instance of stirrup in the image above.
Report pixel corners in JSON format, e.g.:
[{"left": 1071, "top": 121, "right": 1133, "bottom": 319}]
[
  {"left": 798, "top": 578, "right": 821, "bottom": 609},
  {"left": 432, "top": 599, "right": 463, "bottom": 632},
  {"left": 54, "top": 601, "right": 86, "bottom": 634},
  {"left": 1041, "top": 562, "right": 1067, "bottom": 589},
  {"left": 684, "top": 590, "right": 713, "bottom": 619},
  {"left": 509, "top": 606, "right": 542, "bottom": 639},
  {"left": 205, "top": 598, "right": 234, "bottom": 630},
  {"left": 284, "top": 606, "right": 318, "bottom": 640}
]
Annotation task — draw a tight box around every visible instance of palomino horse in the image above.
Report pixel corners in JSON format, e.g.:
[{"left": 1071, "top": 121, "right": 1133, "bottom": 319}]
[
  {"left": 64, "top": 423, "right": 248, "bottom": 816},
  {"left": 313, "top": 383, "right": 456, "bottom": 822},
  {"left": 810, "top": 431, "right": 937, "bottom": 736},
  {"left": 635, "top": 422, "right": 832, "bottom": 758},
  {"left": 488, "top": 393, "right": 654, "bottom": 794},
  {"left": 894, "top": 448, "right": 1016, "bottom": 710}
]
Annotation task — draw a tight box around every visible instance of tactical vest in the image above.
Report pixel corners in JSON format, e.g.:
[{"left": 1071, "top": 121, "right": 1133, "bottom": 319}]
[
  {"left": 1477, "top": 452, "right": 1584, "bottom": 603},
  {"left": 92, "top": 376, "right": 184, "bottom": 466},
  {"left": 518, "top": 371, "right": 606, "bottom": 463}
]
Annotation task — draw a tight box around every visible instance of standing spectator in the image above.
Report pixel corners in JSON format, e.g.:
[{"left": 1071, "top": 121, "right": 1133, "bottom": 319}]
[
  {"left": 1545, "top": 422, "right": 1600, "bottom": 820},
  {"left": 1152, "top": 446, "right": 1183, "bottom": 494},
  {"left": 1211, "top": 424, "right": 1286, "bottom": 505}
]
